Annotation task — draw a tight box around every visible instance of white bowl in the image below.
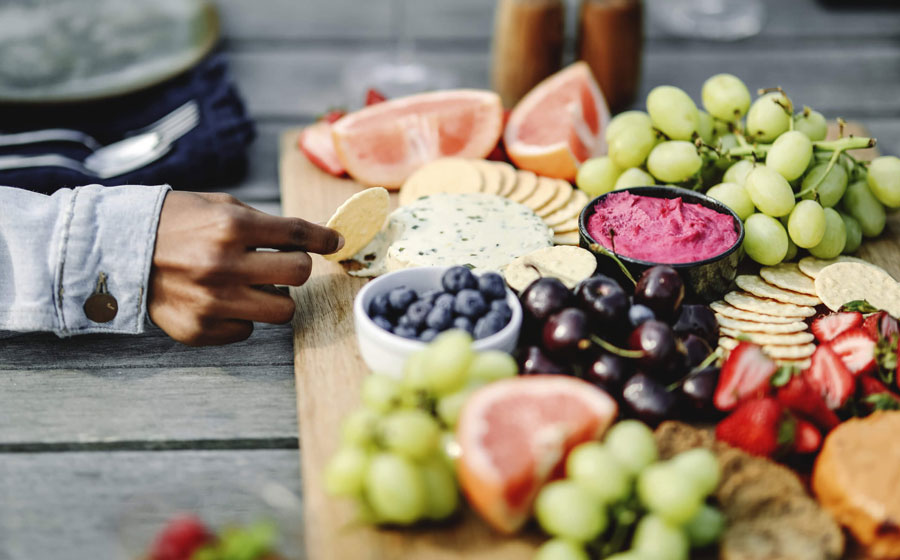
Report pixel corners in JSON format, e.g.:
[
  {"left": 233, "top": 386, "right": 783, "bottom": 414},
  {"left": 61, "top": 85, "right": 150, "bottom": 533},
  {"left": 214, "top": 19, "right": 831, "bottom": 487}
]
[{"left": 353, "top": 267, "right": 523, "bottom": 378}]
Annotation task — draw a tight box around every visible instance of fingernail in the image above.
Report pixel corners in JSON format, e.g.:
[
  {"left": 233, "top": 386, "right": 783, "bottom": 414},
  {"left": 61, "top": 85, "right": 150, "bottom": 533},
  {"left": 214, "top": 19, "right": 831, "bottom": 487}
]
[{"left": 335, "top": 234, "right": 345, "bottom": 252}]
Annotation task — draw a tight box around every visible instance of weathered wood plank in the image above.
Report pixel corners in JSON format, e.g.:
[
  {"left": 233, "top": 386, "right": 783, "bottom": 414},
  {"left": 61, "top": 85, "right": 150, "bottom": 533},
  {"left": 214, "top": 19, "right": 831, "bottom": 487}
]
[{"left": 0, "top": 450, "right": 304, "bottom": 560}]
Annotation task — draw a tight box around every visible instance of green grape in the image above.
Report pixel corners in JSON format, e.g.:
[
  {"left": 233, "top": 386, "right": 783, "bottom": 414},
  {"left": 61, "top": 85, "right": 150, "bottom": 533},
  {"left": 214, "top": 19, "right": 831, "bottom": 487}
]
[
  {"left": 787, "top": 199, "right": 826, "bottom": 249},
  {"left": 436, "top": 388, "right": 473, "bottom": 429},
  {"left": 365, "top": 452, "right": 426, "bottom": 525},
  {"left": 439, "top": 430, "right": 460, "bottom": 471},
  {"left": 467, "top": 350, "right": 519, "bottom": 383},
  {"left": 723, "top": 159, "right": 756, "bottom": 186},
  {"left": 647, "top": 141, "right": 702, "bottom": 183},
  {"left": 535, "top": 480, "right": 608, "bottom": 542},
  {"left": 325, "top": 445, "right": 370, "bottom": 497},
  {"left": 867, "top": 155, "right": 900, "bottom": 208},
  {"left": 424, "top": 330, "right": 474, "bottom": 396},
  {"left": 706, "top": 182, "right": 755, "bottom": 220},
  {"left": 785, "top": 236, "right": 798, "bottom": 261},
  {"left": 566, "top": 442, "right": 632, "bottom": 504},
  {"left": 684, "top": 504, "right": 726, "bottom": 548},
  {"left": 403, "top": 350, "right": 430, "bottom": 391},
  {"left": 341, "top": 407, "right": 380, "bottom": 447},
  {"left": 534, "top": 539, "right": 590, "bottom": 560},
  {"left": 766, "top": 131, "right": 813, "bottom": 181},
  {"left": 668, "top": 448, "right": 721, "bottom": 497},
  {"left": 793, "top": 108, "right": 828, "bottom": 141},
  {"left": 842, "top": 180, "right": 886, "bottom": 237},
  {"left": 839, "top": 211, "right": 862, "bottom": 254},
  {"left": 744, "top": 165, "right": 795, "bottom": 217},
  {"left": 701, "top": 73, "right": 751, "bottom": 121},
  {"left": 604, "top": 553, "right": 648, "bottom": 560},
  {"left": 808, "top": 207, "right": 846, "bottom": 259},
  {"left": 615, "top": 167, "right": 657, "bottom": 190},
  {"left": 609, "top": 122, "right": 657, "bottom": 168},
  {"left": 362, "top": 373, "right": 402, "bottom": 413},
  {"left": 606, "top": 111, "right": 653, "bottom": 144},
  {"left": 420, "top": 456, "right": 459, "bottom": 520},
  {"left": 715, "top": 132, "right": 739, "bottom": 154},
  {"left": 576, "top": 157, "right": 622, "bottom": 197},
  {"left": 380, "top": 409, "right": 441, "bottom": 459},
  {"left": 743, "top": 213, "right": 789, "bottom": 266},
  {"left": 646, "top": 85, "right": 700, "bottom": 141},
  {"left": 637, "top": 463, "right": 704, "bottom": 524},
  {"left": 746, "top": 92, "right": 792, "bottom": 142},
  {"left": 605, "top": 420, "right": 658, "bottom": 475},
  {"left": 697, "top": 110, "right": 715, "bottom": 144},
  {"left": 632, "top": 514, "right": 689, "bottom": 560},
  {"left": 800, "top": 162, "right": 848, "bottom": 208}
]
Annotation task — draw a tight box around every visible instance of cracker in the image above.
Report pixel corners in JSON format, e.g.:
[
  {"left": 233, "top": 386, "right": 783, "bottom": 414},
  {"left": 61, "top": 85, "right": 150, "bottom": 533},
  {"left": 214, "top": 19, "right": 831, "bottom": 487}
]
[
  {"left": 553, "top": 231, "right": 581, "bottom": 246},
  {"left": 508, "top": 170, "right": 539, "bottom": 203},
  {"left": 503, "top": 246, "right": 597, "bottom": 292},
  {"left": 494, "top": 161, "right": 519, "bottom": 197},
  {"left": 552, "top": 218, "right": 579, "bottom": 235},
  {"left": 538, "top": 179, "right": 575, "bottom": 218},
  {"left": 735, "top": 275, "right": 821, "bottom": 307},
  {"left": 520, "top": 176, "right": 559, "bottom": 213},
  {"left": 710, "top": 301, "right": 805, "bottom": 324},
  {"left": 715, "top": 315, "right": 808, "bottom": 334},
  {"left": 815, "top": 262, "right": 900, "bottom": 315},
  {"left": 723, "top": 291, "right": 816, "bottom": 318},
  {"left": 399, "top": 158, "right": 482, "bottom": 206},
  {"left": 718, "top": 337, "right": 816, "bottom": 360},
  {"left": 776, "top": 359, "right": 812, "bottom": 370},
  {"left": 544, "top": 188, "right": 589, "bottom": 227},
  {"left": 470, "top": 159, "right": 504, "bottom": 195},
  {"left": 324, "top": 187, "right": 390, "bottom": 262},
  {"left": 719, "top": 328, "right": 814, "bottom": 346},
  {"left": 798, "top": 255, "right": 871, "bottom": 279},
  {"left": 759, "top": 263, "right": 817, "bottom": 296}
]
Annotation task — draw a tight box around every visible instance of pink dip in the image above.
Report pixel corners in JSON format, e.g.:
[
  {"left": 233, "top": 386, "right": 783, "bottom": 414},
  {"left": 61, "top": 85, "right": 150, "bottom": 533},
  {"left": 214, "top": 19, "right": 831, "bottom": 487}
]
[{"left": 587, "top": 192, "right": 738, "bottom": 264}]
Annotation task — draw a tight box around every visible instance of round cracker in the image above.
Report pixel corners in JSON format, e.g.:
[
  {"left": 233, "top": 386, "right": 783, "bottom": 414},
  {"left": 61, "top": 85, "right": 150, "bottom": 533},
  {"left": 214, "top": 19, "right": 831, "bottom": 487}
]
[
  {"left": 710, "top": 301, "right": 805, "bottom": 324},
  {"left": 735, "top": 275, "right": 821, "bottom": 307},
  {"left": 723, "top": 291, "right": 816, "bottom": 317},
  {"left": 815, "top": 262, "right": 900, "bottom": 315},
  {"left": 503, "top": 246, "right": 597, "bottom": 292},
  {"left": 399, "top": 158, "right": 483, "bottom": 206},
  {"left": 470, "top": 159, "right": 504, "bottom": 195},
  {"left": 552, "top": 218, "right": 579, "bottom": 235},
  {"left": 715, "top": 315, "right": 808, "bottom": 334},
  {"left": 538, "top": 180, "right": 575, "bottom": 218},
  {"left": 324, "top": 187, "right": 390, "bottom": 262},
  {"left": 776, "top": 359, "right": 812, "bottom": 370},
  {"left": 494, "top": 161, "right": 519, "bottom": 197},
  {"left": 719, "top": 327, "right": 814, "bottom": 346},
  {"left": 521, "top": 176, "right": 559, "bottom": 212},
  {"left": 544, "top": 188, "right": 589, "bottom": 227},
  {"left": 508, "top": 170, "right": 539, "bottom": 203},
  {"left": 718, "top": 337, "right": 816, "bottom": 360},
  {"left": 553, "top": 231, "right": 581, "bottom": 246},
  {"left": 798, "top": 255, "right": 872, "bottom": 279},
  {"left": 760, "top": 263, "right": 817, "bottom": 296}
]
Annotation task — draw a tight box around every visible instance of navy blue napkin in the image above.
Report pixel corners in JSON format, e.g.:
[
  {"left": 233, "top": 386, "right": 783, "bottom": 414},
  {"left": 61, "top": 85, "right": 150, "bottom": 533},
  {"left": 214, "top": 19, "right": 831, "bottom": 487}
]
[{"left": 0, "top": 52, "right": 255, "bottom": 194}]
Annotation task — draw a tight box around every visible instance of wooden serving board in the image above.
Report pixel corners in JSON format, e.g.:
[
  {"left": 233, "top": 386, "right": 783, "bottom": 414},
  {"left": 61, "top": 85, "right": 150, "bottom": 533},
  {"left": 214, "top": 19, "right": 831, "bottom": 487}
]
[{"left": 279, "top": 125, "right": 900, "bottom": 560}]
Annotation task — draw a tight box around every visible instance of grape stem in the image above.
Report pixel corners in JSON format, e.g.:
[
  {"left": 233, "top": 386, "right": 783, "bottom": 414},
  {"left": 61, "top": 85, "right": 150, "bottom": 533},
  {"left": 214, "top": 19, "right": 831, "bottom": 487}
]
[
  {"left": 588, "top": 242, "right": 637, "bottom": 287},
  {"left": 666, "top": 349, "right": 722, "bottom": 391},
  {"left": 812, "top": 136, "right": 875, "bottom": 151},
  {"left": 589, "top": 334, "right": 645, "bottom": 359}
]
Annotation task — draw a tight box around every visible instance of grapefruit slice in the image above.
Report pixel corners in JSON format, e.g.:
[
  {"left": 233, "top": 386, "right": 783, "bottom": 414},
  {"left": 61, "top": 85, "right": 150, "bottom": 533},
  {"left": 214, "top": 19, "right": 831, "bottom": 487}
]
[
  {"left": 456, "top": 375, "right": 617, "bottom": 534},
  {"left": 331, "top": 90, "right": 504, "bottom": 188},
  {"left": 298, "top": 120, "right": 345, "bottom": 176},
  {"left": 504, "top": 62, "right": 610, "bottom": 181}
]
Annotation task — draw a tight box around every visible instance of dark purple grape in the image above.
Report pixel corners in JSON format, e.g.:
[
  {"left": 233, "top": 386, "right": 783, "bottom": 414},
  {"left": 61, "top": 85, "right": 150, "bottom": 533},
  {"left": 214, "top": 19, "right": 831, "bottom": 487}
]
[
  {"left": 372, "top": 316, "right": 393, "bottom": 332},
  {"left": 442, "top": 266, "right": 478, "bottom": 294},
  {"left": 542, "top": 308, "right": 591, "bottom": 356},
  {"left": 419, "top": 328, "right": 439, "bottom": 342},
  {"left": 452, "top": 316, "right": 474, "bottom": 335},
  {"left": 393, "top": 325, "right": 419, "bottom": 339},
  {"left": 434, "top": 293, "right": 455, "bottom": 309},
  {"left": 369, "top": 292, "right": 392, "bottom": 318},
  {"left": 478, "top": 272, "right": 507, "bottom": 301},
  {"left": 520, "top": 278, "right": 572, "bottom": 322},
  {"left": 628, "top": 320, "right": 677, "bottom": 372},
  {"left": 584, "top": 352, "right": 631, "bottom": 390},
  {"left": 628, "top": 304, "right": 655, "bottom": 328},
  {"left": 679, "top": 366, "right": 721, "bottom": 417},
  {"left": 672, "top": 304, "right": 719, "bottom": 346},
  {"left": 404, "top": 300, "right": 433, "bottom": 330},
  {"left": 387, "top": 286, "right": 417, "bottom": 313},
  {"left": 633, "top": 266, "right": 684, "bottom": 321},
  {"left": 425, "top": 305, "right": 453, "bottom": 331},
  {"left": 474, "top": 311, "right": 507, "bottom": 339},
  {"left": 454, "top": 289, "right": 488, "bottom": 318},
  {"left": 622, "top": 372, "right": 677, "bottom": 426},
  {"left": 520, "top": 346, "right": 568, "bottom": 375},
  {"left": 490, "top": 299, "right": 513, "bottom": 323},
  {"left": 574, "top": 275, "right": 628, "bottom": 328},
  {"left": 680, "top": 334, "right": 712, "bottom": 370}
]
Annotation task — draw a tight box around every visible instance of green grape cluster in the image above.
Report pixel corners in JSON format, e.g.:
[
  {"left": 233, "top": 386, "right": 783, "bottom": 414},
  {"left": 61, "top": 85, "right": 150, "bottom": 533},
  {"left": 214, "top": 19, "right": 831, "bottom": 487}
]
[
  {"left": 324, "top": 330, "right": 518, "bottom": 525},
  {"left": 533, "top": 421, "right": 725, "bottom": 560},
  {"left": 574, "top": 73, "right": 899, "bottom": 267}
]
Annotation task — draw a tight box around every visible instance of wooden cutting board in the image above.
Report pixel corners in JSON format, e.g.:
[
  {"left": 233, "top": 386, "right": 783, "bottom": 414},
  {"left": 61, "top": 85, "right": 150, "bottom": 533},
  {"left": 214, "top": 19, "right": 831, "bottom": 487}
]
[{"left": 279, "top": 125, "right": 899, "bottom": 560}]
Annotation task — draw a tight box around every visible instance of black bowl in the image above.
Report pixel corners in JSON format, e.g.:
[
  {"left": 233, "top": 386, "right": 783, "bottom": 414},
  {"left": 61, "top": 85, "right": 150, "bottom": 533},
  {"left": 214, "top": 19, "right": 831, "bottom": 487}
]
[{"left": 578, "top": 185, "right": 745, "bottom": 301}]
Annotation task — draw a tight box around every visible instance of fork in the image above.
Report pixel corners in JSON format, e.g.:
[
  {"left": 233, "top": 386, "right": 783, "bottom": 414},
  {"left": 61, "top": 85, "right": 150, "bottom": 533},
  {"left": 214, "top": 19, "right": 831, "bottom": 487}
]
[{"left": 0, "top": 101, "right": 200, "bottom": 179}]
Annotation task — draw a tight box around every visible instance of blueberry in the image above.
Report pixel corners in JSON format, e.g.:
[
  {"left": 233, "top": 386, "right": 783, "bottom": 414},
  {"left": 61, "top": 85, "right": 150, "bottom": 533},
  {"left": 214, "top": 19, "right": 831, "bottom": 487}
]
[
  {"left": 478, "top": 272, "right": 507, "bottom": 301},
  {"left": 405, "top": 300, "right": 433, "bottom": 330},
  {"left": 490, "top": 299, "right": 513, "bottom": 323},
  {"left": 388, "top": 286, "right": 417, "bottom": 313},
  {"left": 419, "top": 289, "right": 442, "bottom": 304},
  {"left": 369, "top": 292, "right": 392, "bottom": 317},
  {"left": 454, "top": 289, "right": 487, "bottom": 318},
  {"left": 442, "top": 266, "right": 478, "bottom": 294},
  {"left": 419, "top": 328, "right": 439, "bottom": 342},
  {"left": 372, "top": 315, "right": 393, "bottom": 332},
  {"left": 474, "top": 311, "right": 507, "bottom": 339},
  {"left": 393, "top": 325, "right": 419, "bottom": 339},
  {"left": 425, "top": 304, "right": 454, "bottom": 331},
  {"left": 397, "top": 315, "right": 416, "bottom": 329},
  {"left": 629, "top": 304, "right": 655, "bottom": 328},
  {"left": 452, "top": 316, "right": 474, "bottom": 335},
  {"left": 434, "top": 293, "right": 456, "bottom": 310}
]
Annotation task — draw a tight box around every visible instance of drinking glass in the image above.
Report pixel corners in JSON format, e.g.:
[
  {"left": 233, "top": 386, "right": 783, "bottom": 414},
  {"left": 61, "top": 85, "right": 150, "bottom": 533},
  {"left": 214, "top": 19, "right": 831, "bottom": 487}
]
[{"left": 647, "top": 0, "right": 765, "bottom": 41}]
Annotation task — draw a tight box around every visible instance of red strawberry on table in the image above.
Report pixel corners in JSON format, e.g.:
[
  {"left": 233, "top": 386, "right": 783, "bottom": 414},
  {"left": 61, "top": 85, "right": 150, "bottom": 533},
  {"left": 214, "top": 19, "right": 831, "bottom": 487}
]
[
  {"left": 793, "top": 418, "right": 822, "bottom": 454},
  {"left": 715, "top": 397, "right": 787, "bottom": 457},
  {"left": 830, "top": 328, "right": 877, "bottom": 376},
  {"left": 713, "top": 341, "right": 778, "bottom": 411},
  {"left": 811, "top": 311, "right": 862, "bottom": 343},
  {"left": 149, "top": 514, "right": 212, "bottom": 560},
  {"left": 775, "top": 373, "right": 840, "bottom": 431},
  {"left": 804, "top": 344, "right": 854, "bottom": 410}
]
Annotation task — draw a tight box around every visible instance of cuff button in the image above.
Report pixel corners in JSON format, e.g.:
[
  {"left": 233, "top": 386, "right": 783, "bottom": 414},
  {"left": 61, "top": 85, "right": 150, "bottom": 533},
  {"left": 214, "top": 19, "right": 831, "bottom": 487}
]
[{"left": 84, "top": 272, "right": 118, "bottom": 323}]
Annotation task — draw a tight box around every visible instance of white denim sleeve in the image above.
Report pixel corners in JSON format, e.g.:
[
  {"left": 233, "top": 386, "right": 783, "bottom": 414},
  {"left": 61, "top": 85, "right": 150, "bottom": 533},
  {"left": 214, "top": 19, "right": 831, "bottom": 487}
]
[{"left": 0, "top": 184, "right": 171, "bottom": 336}]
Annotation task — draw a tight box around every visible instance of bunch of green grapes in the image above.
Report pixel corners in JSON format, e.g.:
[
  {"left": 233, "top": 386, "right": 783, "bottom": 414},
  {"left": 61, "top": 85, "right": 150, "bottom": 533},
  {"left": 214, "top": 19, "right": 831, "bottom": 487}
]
[
  {"left": 324, "top": 330, "right": 518, "bottom": 525},
  {"left": 533, "top": 420, "right": 725, "bottom": 560},
  {"left": 576, "top": 73, "right": 900, "bottom": 266}
]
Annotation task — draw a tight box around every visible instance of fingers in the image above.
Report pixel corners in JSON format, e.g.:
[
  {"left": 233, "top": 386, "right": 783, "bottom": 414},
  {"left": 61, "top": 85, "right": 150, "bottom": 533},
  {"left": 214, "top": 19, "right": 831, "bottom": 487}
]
[
  {"left": 241, "top": 212, "right": 345, "bottom": 254},
  {"left": 237, "top": 250, "right": 312, "bottom": 286},
  {"left": 189, "top": 320, "right": 255, "bottom": 346},
  {"left": 209, "top": 286, "right": 297, "bottom": 324}
]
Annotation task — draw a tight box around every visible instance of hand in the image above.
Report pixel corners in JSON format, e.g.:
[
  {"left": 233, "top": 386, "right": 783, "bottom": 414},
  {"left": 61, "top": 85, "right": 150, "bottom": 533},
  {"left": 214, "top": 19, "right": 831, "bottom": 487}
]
[{"left": 148, "top": 192, "right": 344, "bottom": 346}]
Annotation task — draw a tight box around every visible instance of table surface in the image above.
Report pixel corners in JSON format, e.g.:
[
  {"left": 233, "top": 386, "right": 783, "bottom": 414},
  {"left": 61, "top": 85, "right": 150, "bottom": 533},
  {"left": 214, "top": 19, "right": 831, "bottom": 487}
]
[{"left": 3, "top": 0, "right": 900, "bottom": 558}]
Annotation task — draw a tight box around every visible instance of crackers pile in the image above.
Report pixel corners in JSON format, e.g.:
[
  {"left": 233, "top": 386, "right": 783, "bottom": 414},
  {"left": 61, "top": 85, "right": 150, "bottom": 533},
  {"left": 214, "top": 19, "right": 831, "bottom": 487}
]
[{"left": 399, "top": 157, "right": 588, "bottom": 246}]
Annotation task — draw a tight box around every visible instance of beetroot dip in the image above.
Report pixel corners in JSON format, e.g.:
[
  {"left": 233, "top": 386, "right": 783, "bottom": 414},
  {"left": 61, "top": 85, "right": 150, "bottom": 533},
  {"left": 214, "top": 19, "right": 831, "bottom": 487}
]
[{"left": 587, "top": 191, "right": 738, "bottom": 264}]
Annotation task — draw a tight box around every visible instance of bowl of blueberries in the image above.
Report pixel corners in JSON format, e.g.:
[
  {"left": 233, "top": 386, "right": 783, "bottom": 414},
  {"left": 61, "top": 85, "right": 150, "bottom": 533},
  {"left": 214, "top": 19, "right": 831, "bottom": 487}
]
[{"left": 353, "top": 266, "right": 522, "bottom": 377}]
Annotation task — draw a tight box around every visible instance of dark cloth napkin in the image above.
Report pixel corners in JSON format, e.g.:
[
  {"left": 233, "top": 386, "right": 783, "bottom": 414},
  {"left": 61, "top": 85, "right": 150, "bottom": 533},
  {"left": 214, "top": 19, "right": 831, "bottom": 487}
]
[{"left": 0, "top": 52, "right": 255, "bottom": 194}]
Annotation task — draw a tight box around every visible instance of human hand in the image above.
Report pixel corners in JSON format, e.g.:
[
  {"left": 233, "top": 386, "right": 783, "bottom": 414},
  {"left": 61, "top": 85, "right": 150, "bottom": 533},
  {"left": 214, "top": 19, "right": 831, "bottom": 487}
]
[{"left": 148, "top": 192, "right": 343, "bottom": 346}]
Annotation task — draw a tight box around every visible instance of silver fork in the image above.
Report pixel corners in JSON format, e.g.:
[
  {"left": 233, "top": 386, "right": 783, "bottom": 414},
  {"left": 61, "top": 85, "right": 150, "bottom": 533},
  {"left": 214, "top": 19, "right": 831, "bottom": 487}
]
[{"left": 0, "top": 101, "right": 200, "bottom": 179}]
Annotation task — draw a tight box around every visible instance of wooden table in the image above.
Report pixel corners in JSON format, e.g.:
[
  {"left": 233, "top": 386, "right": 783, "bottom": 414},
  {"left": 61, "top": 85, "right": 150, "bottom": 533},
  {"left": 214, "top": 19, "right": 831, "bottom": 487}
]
[{"left": 2, "top": 0, "right": 900, "bottom": 558}]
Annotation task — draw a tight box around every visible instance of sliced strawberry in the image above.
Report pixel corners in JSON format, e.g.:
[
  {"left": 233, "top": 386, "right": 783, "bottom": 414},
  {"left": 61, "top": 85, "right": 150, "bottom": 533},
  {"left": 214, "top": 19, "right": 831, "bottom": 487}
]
[
  {"left": 811, "top": 311, "right": 862, "bottom": 343},
  {"left": 793, "top": 418, "right": 822, "bottom": 454},
  {"left": 861, "top": 312, "right": 881, "bottom": 340},
  {"left": 864, "top": 311, "right": 900, "bottom": 340},
  {"left": 715, "top": 397, "right": 785, "bottom": 457},
  {"left": 804, "top": 344, "right": 855, "bottom": 410},
  {"left": 713, "top": 342, "right": 778, "bottom": 411},
  {"left": 298, "top": 121, "right": 345, "bottom": 176},
  {"left": 365, "top": 88, "right": 388, "bottom": 106},
  {"left": 859, "top": 374, "right": 900, "bottom": 411},
  {"left": 775, "top": 373, "right": 840, "bottom": 431},
  {"left": 830, "top": 328, "right": 877, "bottom": 376}
]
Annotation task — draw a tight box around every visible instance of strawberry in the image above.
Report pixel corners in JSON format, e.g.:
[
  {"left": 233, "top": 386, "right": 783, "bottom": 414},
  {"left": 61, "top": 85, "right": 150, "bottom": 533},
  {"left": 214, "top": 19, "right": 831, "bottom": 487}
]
[
  {"left": 775, "top": 373, "right": 840, "bottom": 431},
  {"left": 320, "top": 109, "right": 347, "bottom": 124},
  {"left": 804, "top": 344, "right": 855, "bottom": 410},
  {"left": 365, "top": 88, "right": 388, "bottom": 106},
  {"left": 149, "top": 514, "right": 213, "bottom": 560},
  {"left": 811, "top": 311, "right": 862, "bottom": 343},
  {"left": 715, "top": 397, "right": 786, "bottom": 457},
  {"left": 793, "top": 418, "right": 822, "bottom": 454},
  {"left": 713, "top": 342, "right": 778, "bottom": 411},
  {"left": 863, "top": 311, "right": 900, "bottom": 341},
  {"left": 858, "top": 374, "right": 900, "bottom": 411},
  {"left": 830, "top": 328, "right": 877, "bottom": 376}
]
